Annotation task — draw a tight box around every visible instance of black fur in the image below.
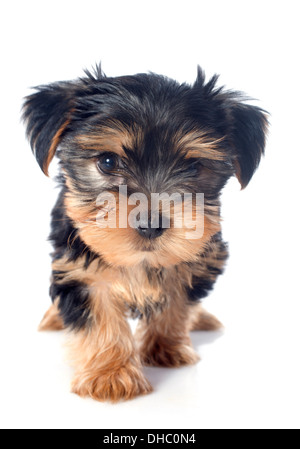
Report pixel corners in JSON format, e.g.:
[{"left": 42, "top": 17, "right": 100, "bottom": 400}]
[
  {"left": 49, "top": 186, "right": 99, "bottom": 268},
  {"left": 23, "top": 65, "right": 268, "bottom": 188},
  {"left": 188, "top": 278, "right": 216, "bottom": 301},
  {"left": 187, "top": 232, "right": 229, "bottom": 302},
  {"left": 229, "top": 103, "right": 268, "bottom": 188},
  {"left": 22, "top": 83, "right": 75, "bottom": 172},
  {"left": 50, "top": 278, "right": 91, "bottom": 330}
]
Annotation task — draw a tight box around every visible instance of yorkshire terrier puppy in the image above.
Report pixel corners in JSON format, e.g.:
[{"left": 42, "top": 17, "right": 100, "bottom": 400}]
[{"left": 22, "top": 65, "right": 268, "bottom": 402}]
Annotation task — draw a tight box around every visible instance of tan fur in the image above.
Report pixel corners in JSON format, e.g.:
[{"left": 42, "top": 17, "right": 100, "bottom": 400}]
[
  {"left": 52, "top": 254, "right": 189, "bottom": 312},
  {"left": 38, "top": 300, "right": 64, "bottom": 331},
  {"left": 176, "top": 130, "right": 226, "bottom": 160},
  {"left": 43, "top": 118, "right": 71, "bottom": 176},
  {"left": 188, "top": 304, "right": 223, "bottom": 331},
  {"left": 136, "top": 288, "right": 199, "bottom": 367},
  {"left": 76, "top": 123, "right": 144, "bottom": 157},
  {"left": 69, "top": 288, "right": 152, "bottom": 402},
  {"left": 50, "top": 237, "right": 226, "bottom": 314},
  {"left": 64, "top": 179, "right": 221, "bottom": 269}
]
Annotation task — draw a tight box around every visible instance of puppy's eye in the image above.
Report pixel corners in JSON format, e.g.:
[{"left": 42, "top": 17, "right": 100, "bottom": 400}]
[{"left": 97, "top": 153, "right": 120, "bottom": 174}]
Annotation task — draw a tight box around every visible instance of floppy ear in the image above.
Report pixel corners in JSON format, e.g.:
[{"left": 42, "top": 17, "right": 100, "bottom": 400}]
[
  {"left": 22, "top": 82, "right": 75, "bottom": 176},
  {"left": 229, "top": 103, "right": 269, "bottom": 189}
]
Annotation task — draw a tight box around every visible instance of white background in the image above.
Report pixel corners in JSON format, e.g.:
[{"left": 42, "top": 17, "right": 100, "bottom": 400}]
[{"left": 1, "top": 0, "right": 299, "bottom": 430}]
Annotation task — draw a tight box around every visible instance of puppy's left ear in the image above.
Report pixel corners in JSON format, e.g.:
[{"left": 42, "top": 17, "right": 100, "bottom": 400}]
[
  {"left": 229, "top": 103, "right": 269, "bottom": 189},
  {"left": 22, "top": 82, "right": 76, "bottom": 176}
]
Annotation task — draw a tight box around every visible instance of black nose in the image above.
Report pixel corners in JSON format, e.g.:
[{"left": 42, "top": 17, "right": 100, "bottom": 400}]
[{"left": 136, "top": 217, "right": 165, "bottom": 240}]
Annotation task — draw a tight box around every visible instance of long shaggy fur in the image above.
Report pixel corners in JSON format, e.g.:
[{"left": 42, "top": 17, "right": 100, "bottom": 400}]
[{"left": 23, "top": 65, "right": 268, "bottom": 402}]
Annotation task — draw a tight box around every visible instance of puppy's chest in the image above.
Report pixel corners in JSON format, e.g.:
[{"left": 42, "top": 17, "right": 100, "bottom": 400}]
[
  {"left": 94, "top": 264, "right": 192, "bottom": 311},
  {"left": 101, "top": 265, "right": 170, "bottom": 308},
  {"left": 53, "top": 255, "right": 192, "bottom": 310}
]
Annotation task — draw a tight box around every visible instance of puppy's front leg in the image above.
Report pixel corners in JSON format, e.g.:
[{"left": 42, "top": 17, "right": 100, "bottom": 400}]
[
  {"left": 69, "top": 289, "right": 152, "bottom": 402},
  {"left": 136, "top": 292, "right": 200, "bottom": 368}
]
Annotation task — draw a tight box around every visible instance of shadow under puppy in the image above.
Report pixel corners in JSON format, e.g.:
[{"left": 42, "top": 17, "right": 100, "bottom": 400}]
[{"left": 22, "top": 66, "right": 268, "bottom": 401}]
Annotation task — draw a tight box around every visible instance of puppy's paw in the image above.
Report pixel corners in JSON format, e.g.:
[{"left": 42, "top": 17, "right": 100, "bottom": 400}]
[
  {"left": 188, "top": 306, "right": 223, "bottom": 332},
  {"left": 140, "top": 337, "right": 200, "bottom": 368},
  {"left": 71, "top": 363, "right": 153, "bottom": 402},
  {"left": 38, "top": 303, "right": 64, "bottom": 331}
]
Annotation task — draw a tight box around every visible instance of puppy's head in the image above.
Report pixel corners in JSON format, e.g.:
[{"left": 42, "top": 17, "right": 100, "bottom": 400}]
[{"left": 23, "top": 65, "right": 268, "bottom": 267}]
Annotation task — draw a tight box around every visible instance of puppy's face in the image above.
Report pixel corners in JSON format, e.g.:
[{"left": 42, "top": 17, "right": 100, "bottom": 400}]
[{"left": 23, "top": 67, "right": 268, "bottom": 268}]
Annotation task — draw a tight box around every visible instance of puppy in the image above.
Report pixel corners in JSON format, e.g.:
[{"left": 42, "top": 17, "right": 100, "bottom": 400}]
[{"left": 22, "top": 65, "right": 268, "bottom": 401}]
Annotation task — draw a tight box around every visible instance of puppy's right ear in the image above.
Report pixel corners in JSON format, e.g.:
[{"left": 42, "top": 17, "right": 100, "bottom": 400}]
[
  {"left": 229, "top": 102, "right": 269, "bottom": 189},
  {"left": 22, "top": 82, "right": 75, "bottom": 176}
]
